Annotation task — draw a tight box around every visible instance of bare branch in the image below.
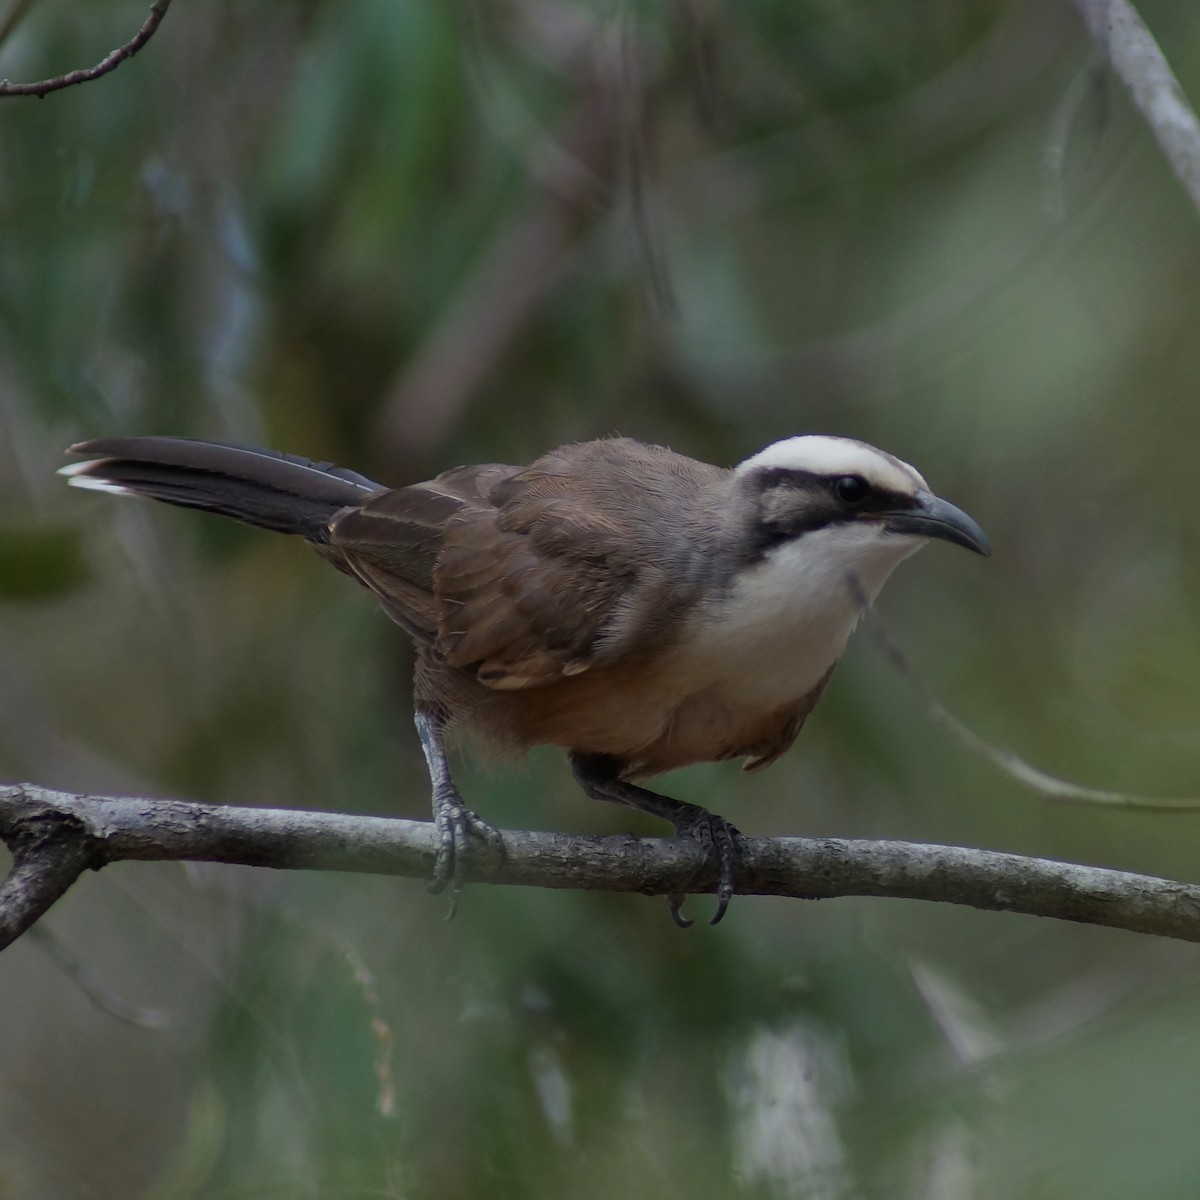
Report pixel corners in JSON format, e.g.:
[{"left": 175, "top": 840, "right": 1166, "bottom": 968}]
[
  {"left": 0, "top": 0, "right": 172, "bottom": 99},
  {"left": 1071, "top": 0, "right": 1200, "bottom": 218},
  {"left": 4, "top": 782, "right": 1200, "bottom": 949},
  {"left": 0, "top": 801, "right": 97, "bottom": 949}
]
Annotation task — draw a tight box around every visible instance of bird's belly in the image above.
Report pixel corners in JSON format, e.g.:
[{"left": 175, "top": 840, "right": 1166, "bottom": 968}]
[
  {"left": 477, "top": 632, "right": 837, "bottom": 776},
  {"left": 458, "top": 583, "right": 859, "bottom": 771}
]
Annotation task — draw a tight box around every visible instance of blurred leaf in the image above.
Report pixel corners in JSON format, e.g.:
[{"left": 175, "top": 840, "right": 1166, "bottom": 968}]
[{"left": 0, "top": 525, "right": 88, "bottom": 600}]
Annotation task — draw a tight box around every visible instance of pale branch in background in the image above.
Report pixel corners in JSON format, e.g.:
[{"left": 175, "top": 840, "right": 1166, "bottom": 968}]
[
  {"left": 0, "top": 0, "right": 36, "bottom": 54},
  {"left": 4, "top": 782, "right": 1200, "bottom": 952},
  {"left": 1071, "top": 0, "right": 1200, "bottom": 218},
  {"left": 26, "top": 925, "right": 169, "bottom": 1028},
  {"left": 861, "top": 606, "right": 1200, "bottom": 811},
  {"left": 375, "top": 70, "right": 614, "bottom": 463},
  {"left": 375, "top": 9, "right": 676, "bottom": 463},
  {"left": 0, "top": 0, "right": 172, "bottom": 98}
]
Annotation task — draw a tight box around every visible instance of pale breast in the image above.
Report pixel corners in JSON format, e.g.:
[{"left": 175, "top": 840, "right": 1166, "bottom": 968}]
[
  {"left": 667, "top": 523, "right": 916, "bottom": 710},
  {"left": 450, "top": 522, "right": 922, "bottom": 775}
]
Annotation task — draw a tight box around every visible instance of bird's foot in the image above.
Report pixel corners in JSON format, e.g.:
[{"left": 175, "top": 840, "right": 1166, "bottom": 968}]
[
  {"left": 669, "top": 809, "right": 746, "bottom": 928},
  {"left": 428, "top": 786, "right": 506, "bottom": 918},
  {"left": 568, "top": 752, "right": 748, "bottom": 928}
]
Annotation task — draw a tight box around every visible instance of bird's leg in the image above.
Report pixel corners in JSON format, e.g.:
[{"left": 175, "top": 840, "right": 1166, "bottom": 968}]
[
  {"left": 569, "top": 751, "right": 745, "bottom": 927},
  {"left": 414, "top": 709, "right": 504, "bottom": 917}
]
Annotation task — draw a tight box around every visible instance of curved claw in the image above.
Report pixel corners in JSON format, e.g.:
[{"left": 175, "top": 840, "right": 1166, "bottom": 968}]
[
  {"left": 675, "top": 811, "right": 744, "bottom": 927},
  {"left": 668, "top": 894, "right": 694, "bottom": 929},
  {"left": 426, "top": 807, "right": 458, "bottom": 897},
  {"left": 708, "top": 819, "right": 741, "bottom": 925},
  {"left": 566, "top": 752, "right": 743, "bottom": 928},
  {"left": 427, "top": 789, "right": 504, "bottom": 917}
]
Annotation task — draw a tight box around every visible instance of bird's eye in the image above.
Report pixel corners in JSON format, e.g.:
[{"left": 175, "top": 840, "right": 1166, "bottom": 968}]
[{"left": 834, "top": 475, "right": 868, "bottom": 504}]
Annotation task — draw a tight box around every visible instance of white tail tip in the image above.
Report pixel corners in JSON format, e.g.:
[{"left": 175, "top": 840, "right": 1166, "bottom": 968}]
[{"left": 58, "top": 462, "right": 133, "bottom": 495}]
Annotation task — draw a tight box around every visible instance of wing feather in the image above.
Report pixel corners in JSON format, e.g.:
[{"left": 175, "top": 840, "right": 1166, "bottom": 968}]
[
  {"left": 329, "top": 464, "right": 518, "bottom": 641},
  {"left": 330, "top": 440, "right": 728, "bottom": 690}
]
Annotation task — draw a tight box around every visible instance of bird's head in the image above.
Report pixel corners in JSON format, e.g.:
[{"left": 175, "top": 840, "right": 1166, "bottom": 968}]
[{"left": 733, "top": 435, "right": 988, "bottom": 599}]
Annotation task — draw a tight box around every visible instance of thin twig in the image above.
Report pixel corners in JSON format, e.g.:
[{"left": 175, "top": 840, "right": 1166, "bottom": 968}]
[
  {"left": 864, "top": 606, "right": 1200, "bottom": 811},
  {"left": 0, "top": 0, "right": 172, "bottom": 99},
  {"left": 27, "top": 925, "right": 169, "bottom": 1028},
  {"left": 843, "top": 573, "right": 1200, "bottom": 811},
  {"left": 1071, "top": 0, "right": 1200, "bottom": 218},
  {"left": 4, "top": 783, "right": 1200, "bottom": 950}
]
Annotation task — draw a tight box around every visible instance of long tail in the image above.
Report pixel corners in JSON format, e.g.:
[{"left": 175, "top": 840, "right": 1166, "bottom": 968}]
[{"left": 61, "top": 436, "right": 384, "bottom": 541}]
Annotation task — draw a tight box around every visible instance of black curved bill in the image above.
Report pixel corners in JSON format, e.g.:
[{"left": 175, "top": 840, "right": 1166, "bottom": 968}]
[{"left": 881, "top": 491, "right": 990, "bottom": 556}]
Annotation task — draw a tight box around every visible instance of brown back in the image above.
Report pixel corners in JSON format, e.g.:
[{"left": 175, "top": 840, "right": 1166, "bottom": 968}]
[{"left": 329, "top": 439, "right": 733, "bottom": 689}]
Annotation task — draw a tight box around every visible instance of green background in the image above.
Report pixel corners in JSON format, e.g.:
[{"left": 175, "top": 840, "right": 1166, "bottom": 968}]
[{"left": 4, "top": 1, "right": 1200, "bottom": 1197}]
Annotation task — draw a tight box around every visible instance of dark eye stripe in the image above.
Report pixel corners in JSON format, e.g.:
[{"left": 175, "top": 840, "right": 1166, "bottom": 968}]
[{"left": 754, "top": 466, "right": 912, "bottom": 503}]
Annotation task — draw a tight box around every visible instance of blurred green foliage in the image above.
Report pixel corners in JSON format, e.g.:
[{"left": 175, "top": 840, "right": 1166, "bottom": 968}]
[
  {"left": 4, "top": 0, "right": 1200, "bottom": 1197},
  {"left": 0, "top": 526, "right": 87, "bottom": 598}
]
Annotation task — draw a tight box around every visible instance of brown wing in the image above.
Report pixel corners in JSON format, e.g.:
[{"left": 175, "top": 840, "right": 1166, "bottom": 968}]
[
  {"left": 435, "top": 440, "right": 724, "bottom": 690},
  {"left": 433, "top": 495, "right": 639, "bottom": 689},
  {"left": 334, "top": 439, "right": 727, "bottom": 692},
  {"left": 328, "top": 463, "right": 519, "bottom": 641}
]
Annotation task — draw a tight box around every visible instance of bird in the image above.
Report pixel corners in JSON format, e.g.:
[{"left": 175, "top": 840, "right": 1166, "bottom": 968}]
[{"left": 61, "top": 433, "right": 988, "bottom": 925}]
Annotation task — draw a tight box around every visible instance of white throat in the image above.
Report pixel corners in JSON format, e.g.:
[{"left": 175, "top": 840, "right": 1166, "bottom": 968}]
[{"left": 677, "top": 525, "right": 923, "bottom": 707}]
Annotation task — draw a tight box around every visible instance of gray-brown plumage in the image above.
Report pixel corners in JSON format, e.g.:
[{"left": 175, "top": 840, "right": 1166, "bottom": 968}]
[{"left": 62, "top": 433, "right": 988, "bottom": 925}]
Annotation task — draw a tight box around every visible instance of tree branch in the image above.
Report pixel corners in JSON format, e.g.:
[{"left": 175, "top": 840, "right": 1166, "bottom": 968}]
[
  {"left": 0, "top": 0, "right": 172, "bottom": 99},
  {"left": 4, "top": 782, "right": 1200, "bottom": 949},
  {"left": 0, "top": 798, "right": 98, "bottom": 949},
  {"left": 1071, "top": 0, "right": 1200, "bottom": 218}
]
